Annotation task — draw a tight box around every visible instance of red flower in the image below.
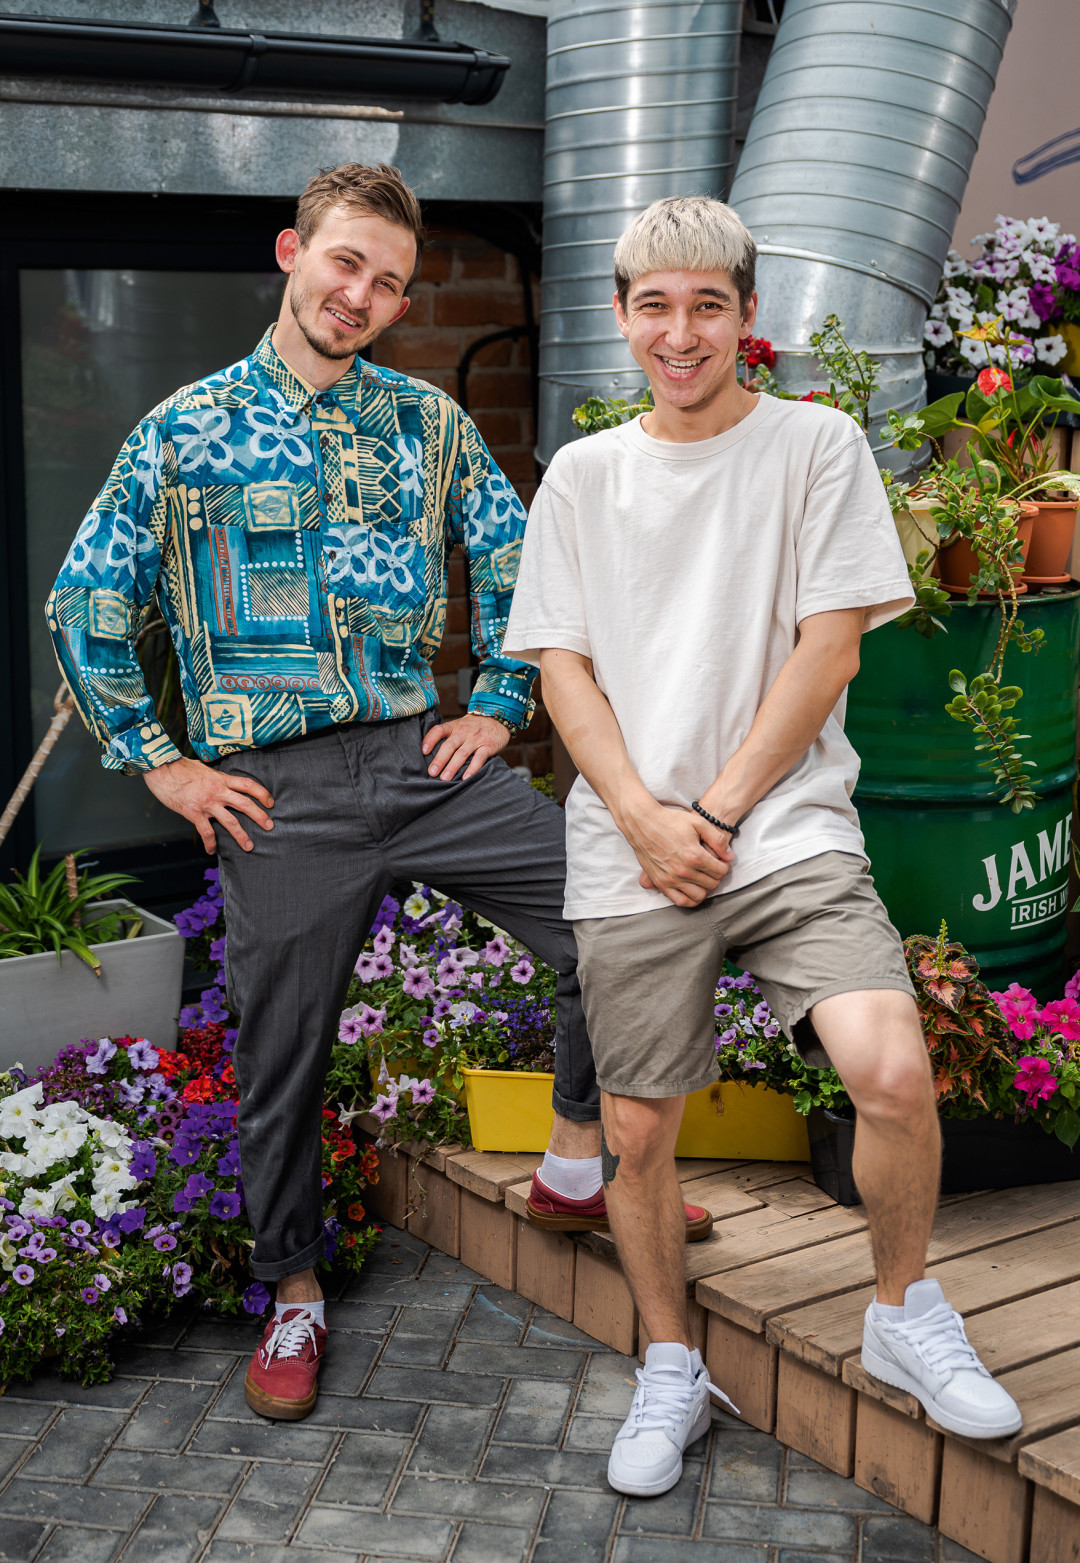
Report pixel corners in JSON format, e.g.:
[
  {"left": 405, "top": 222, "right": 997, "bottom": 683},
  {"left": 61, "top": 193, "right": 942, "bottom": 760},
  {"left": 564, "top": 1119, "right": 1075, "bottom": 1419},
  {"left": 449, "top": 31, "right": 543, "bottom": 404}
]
[
  {"left": 347, "top": 1201, "right": 366, "bottom": 1222},
  {"left": 738, "top": 335, "right": 775, "bottom": 369},
  {"left": 800, "top": 390, "right": 840, "bottom": 407},
  {"left": 976, "top": 366, "right": 1012, "bottom": 396}
]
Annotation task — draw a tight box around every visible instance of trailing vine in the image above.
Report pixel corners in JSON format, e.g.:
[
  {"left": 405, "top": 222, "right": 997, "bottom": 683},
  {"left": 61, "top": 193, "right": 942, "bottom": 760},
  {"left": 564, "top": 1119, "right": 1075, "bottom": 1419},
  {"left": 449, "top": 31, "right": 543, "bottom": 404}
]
[{"left": 944, "top": 672, "right": 1037, "bottom": 813}]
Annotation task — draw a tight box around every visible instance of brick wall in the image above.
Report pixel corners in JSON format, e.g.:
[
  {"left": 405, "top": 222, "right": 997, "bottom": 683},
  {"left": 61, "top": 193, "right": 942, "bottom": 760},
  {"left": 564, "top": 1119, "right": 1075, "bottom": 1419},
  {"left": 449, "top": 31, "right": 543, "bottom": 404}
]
[{"left": 370, "top": 228, "right": 552, "bottom": 779}]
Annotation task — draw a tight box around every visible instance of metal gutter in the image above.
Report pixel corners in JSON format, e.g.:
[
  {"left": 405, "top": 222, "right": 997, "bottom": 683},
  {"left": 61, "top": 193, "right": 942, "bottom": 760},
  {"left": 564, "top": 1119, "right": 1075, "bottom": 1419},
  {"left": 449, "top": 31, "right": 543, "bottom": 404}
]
[{"left": 0, "top": 12, "right": 511, "bottom": 107}]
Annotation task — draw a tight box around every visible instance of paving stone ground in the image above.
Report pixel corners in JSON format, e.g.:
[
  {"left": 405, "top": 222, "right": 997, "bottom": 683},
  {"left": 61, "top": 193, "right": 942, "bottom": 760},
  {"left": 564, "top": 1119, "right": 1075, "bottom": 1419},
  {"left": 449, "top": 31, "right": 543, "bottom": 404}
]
[{"left": 0, "top": 1229, "right": 984, "bottom": 1563}]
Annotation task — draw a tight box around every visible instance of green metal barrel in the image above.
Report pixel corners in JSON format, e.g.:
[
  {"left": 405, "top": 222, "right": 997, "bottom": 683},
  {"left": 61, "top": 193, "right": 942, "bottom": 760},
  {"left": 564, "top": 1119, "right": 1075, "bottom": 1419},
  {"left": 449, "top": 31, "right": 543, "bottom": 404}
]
[{"left": 847, "top": 588, "right": 1080, "bottom": 996}]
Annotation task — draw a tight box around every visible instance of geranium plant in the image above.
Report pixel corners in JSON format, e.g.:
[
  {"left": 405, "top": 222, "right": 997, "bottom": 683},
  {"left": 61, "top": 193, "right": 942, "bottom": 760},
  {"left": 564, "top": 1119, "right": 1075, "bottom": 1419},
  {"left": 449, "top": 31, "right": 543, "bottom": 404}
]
[{"left": 924, "top": 216, "right": 1078, "bottom": 379}]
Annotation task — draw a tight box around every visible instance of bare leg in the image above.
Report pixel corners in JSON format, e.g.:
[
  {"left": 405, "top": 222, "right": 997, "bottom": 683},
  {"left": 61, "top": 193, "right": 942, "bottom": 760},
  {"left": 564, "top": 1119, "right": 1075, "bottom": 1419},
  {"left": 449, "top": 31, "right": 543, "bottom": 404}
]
[
  {"left": 547, "top": 1115, "right": 602, "bottom": 1158},
  {"left": 810, "top": 990, "right": 940, "bottom": 1304},
  {"left": 600, "top": 1091, "right": 688, "bottom": 1344},
  {"left": 277, "top": 1268, "right": 324, "bottom": 1306}
]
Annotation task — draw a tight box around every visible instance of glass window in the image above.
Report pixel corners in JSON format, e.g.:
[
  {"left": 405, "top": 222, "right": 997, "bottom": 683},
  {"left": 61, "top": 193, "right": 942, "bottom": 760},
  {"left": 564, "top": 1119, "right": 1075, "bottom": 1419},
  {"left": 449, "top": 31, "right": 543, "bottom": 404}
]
[{"left": 21, "top": 268, "right": 283, "bottom": 855}]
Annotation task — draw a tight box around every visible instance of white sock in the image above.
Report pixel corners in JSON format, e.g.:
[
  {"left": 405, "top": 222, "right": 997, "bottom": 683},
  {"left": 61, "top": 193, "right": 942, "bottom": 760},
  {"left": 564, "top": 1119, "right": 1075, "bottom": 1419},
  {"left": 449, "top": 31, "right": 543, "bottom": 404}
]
[
  {"left": 869, "top": 1299, "right": 904, "bottom": 1321},
  {"left": 276, "top": 1298, "right": 325, "bottom": 1326},
  {"left": 538, "top": 1151, "right": 603, "bottom": 1201}
]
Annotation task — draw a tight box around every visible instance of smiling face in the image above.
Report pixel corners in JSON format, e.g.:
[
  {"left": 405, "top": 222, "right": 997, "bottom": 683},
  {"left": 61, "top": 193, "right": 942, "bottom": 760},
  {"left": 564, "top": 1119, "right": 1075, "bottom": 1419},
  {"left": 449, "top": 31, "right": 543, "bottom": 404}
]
[
  {"left": 614, "top": 269, "right": 757, "bottom": 417},
  {"left": 274, "top": 205, "right": 416, "bottom": 371}
]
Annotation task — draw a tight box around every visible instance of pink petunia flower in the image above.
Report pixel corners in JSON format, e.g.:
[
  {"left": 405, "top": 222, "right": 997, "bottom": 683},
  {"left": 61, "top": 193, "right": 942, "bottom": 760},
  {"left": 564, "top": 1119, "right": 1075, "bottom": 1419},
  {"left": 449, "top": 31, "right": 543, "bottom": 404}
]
[
  {"left": 398, "top": 942, "right": 422, "bottom": 970},
  {"left": 1065, "top": 969, "right": 1080, "bottom": 1005},
  {"left": 1013, "top": 1055, "right": 1059, "bottom": 1104},
  {"left": 338, "top": 1013, "right": 364, "bottom": 1046},
  {"left": 357, "top": 1004, "right": 387, "bottom": 1037},
  {"left": 403, "top": 966, "right": 436, "bottom": 1001},
  {"left": 410, "top": 1079, "right": 436, "bottom": 1106},
  {"left": 354, "top": 954, "right": 380, "bottom": 982},
  {"left": 1038, "top": 998, "right": 1080, "bottom": 1041},
  {"left": 372, "top": 954, "right": 394, "bottom": 979},
  {"left": 437, "top": 954, "right": 467, "bottom": 987},
  {"left": 992, "top": 983, "right": 1040, "bottom": 1041},
  {"left": 483, "top": 936, "right": 511, "bottom": 967},
  {"left": 371, "top": 1091, "right": 400, "bottom": 1123},
  {"left": 373, "top": 926, "right": 395, "bottom": 956},
  {"left": 510, "top": 958, "right": 535, "bottom": 985}
]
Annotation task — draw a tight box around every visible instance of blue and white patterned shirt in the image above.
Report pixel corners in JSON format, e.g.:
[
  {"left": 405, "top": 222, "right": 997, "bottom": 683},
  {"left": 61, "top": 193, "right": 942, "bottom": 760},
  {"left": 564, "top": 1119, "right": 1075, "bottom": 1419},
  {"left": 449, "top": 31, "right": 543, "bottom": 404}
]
[{"left": 47, "top": 328, "right": 536, "bottom": 773}]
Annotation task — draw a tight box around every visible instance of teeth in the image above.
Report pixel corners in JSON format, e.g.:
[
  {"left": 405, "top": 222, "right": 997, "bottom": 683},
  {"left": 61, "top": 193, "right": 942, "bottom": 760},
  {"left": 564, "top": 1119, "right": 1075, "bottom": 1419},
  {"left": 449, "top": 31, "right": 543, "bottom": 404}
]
[
  {"left": 327, "top": 307, "right": 361, "bottom": 328},
  {"left": 661, "top": 357, "right": 704, "bottom": 370}
]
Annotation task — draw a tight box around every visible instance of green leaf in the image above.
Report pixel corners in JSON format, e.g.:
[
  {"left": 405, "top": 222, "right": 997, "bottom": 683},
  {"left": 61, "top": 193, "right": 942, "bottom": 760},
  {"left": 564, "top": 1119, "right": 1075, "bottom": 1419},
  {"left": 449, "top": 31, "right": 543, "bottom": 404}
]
[{"left": 948, "top": 670, "right": 968, "bottom": 694}]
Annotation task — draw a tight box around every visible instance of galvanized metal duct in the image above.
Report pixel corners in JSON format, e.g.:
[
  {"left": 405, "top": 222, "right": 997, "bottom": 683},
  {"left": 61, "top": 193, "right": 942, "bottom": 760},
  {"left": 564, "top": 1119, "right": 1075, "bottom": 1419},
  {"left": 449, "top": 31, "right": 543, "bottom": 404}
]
[
  {"left": 728, "top": 0, "right": 1015, "bottom": 471},
  {"left": 538, "top": 0, "right": 743, "bottom": 465}
]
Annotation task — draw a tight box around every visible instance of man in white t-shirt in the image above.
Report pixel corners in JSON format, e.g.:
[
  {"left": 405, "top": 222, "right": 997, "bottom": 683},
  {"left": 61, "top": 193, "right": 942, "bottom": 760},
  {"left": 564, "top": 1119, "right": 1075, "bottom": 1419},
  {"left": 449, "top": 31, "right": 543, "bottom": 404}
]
[{"left": 503, "top": 196, "right": 1021, "bottom": 1498}]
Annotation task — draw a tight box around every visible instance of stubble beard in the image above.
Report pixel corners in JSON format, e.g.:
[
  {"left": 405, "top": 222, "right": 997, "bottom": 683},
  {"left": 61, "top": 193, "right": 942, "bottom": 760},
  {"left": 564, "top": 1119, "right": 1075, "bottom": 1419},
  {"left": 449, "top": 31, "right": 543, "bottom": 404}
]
[{"left": 288, "top": 276, "right": 377, "bottom": 362}]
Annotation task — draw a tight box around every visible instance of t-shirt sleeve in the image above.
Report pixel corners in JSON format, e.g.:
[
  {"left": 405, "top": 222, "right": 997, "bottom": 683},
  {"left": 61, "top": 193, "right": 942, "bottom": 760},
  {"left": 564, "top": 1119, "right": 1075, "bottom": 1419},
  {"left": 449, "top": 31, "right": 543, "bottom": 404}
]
[
  {"left": 502, "top": 470, "right": 591, "bottom": 666},
  {"left": 795, "top": 430, "right": 915, "bottom": 632}
]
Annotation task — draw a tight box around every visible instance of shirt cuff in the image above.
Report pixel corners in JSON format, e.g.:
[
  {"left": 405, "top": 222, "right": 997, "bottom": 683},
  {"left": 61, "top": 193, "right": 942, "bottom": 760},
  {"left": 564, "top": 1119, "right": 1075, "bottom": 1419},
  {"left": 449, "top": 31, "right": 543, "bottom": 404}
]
[
  {"left": 469, "top": 663, "right": 536, "bottom": 734},
  {"left": 101, "top": 722, "right": 184, "bottom": 775}
]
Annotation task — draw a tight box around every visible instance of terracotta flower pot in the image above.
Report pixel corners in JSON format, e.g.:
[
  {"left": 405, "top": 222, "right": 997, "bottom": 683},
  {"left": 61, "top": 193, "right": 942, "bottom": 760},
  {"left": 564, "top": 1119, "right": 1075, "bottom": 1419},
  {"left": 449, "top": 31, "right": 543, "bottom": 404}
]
[
  {"left": 1023, "top": 499, "right": 1078, "bottom": 584},
  {"left": 938, "top": 503, "right": 1036, "bottom": 593}
]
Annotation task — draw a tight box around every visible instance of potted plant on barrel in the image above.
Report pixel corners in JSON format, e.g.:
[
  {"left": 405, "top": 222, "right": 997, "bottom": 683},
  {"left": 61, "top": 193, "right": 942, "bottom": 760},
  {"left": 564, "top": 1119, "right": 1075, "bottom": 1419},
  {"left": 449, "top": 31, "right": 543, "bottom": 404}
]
[{"left": 893, "top": 315, "right": 1080, "bottom": 582}]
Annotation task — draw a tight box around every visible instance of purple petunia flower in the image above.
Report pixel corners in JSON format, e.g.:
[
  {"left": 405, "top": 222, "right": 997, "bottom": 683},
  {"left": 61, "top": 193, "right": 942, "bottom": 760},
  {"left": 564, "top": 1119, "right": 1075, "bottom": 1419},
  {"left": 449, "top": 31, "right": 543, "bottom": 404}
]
[
  {"left": 354, "top": 954, "right": 381, "bottom": 982},
  {"left": 217, "top": 1141, "right": 242, "bottom": 1177},
  {"left": 510, "top": 958, "right": 535, "bottom": 985},
  {"left": 752, "top": 1002, "right": 771, "bottom": 1027},
  {"left": 714, "top": 1004, "right": 732, "bottom": 1018},
  {"left": 209, "top": 1190, "right": 241, "bottom": 1220},
  {"left": 242, "top": 1281, "right": 271, "bottom": 1315},
  {"left": 168, "top": 1138, "right": 201, "bottom": 1167},
  {"left": 199, "top": 987, "right": 229, "bottom": 1024},
  {"left": 222, "top": 1028, "right": 238, "bottom": 1054},
  {"left": 70, "top": 1220, "right": 91, "bottom": 1238},
  {"left": 99, "top": 1227, "right": 121, "bottom": 1249},
  {"left": 117, "top": 1207, "right": 146, "bottom": 1234},
  {"left": 421, "top": 1027, "right": 440, "bottom": 1049},
  {"left": 130, "top": 1143, "right": 157, "bottom": 1181},
  {"left": 85, "top": 1038, "right": 117, "bottom": 1076},
  {"left": 209, "top": 935, "right": 227, "bottom": 966},
  {"left": 12, "top": 1266, "right": 33, "bottom": 1286},
  {"left": 432, "top": 998, "right": 452, "bottom": 1021},
  {"left": 483, "top": 936, "right": 510, "bottom": 967},
  {"left": 184, "top": 1172, "right": 215, "bottom": 1201},
  {"left": 410, "top": 1079, "right": 436, "bottom": 1106},
  {"left": 81, "top": 1286, "right": 99, "bottom": 1305},
  {"left": 337, "top": 1013, "right": 364, "bottom": 1045},
  {"left": 178, "top": 1003, "right": 204, "bottom": 1029},
  {"left": 93, "top": 1272, "right": 111, "bottom": 1292},
  {"left": 154, "top": 1234, "right": 178, "bottom": 1252},
  {"left": 113, "top": 1305, "right": 128, "bottom": 1325},
  {"left": 171, "top": 1261, "right": 193, "bottom": 1297},
  {"left": 127, "top": 1037, "right": 159, "bottom": 1072},
  {"left": 357, "top": 1004, "right": 386, "bottom": 1037}
]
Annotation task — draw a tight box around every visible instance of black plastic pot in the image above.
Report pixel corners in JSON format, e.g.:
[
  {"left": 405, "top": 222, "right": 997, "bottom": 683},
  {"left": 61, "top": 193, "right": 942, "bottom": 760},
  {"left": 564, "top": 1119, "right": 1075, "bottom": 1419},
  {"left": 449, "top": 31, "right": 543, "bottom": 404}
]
[{"left": 807, "top": 1107, "right": 1080, "bottom": 1207}]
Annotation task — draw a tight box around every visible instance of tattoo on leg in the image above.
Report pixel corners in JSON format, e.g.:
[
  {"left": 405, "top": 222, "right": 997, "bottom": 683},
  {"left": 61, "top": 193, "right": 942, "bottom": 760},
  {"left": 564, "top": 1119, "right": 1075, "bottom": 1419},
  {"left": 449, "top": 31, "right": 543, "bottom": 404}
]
[{"left": 601, "top": 1126, "right": 620, "bottom": 1186}]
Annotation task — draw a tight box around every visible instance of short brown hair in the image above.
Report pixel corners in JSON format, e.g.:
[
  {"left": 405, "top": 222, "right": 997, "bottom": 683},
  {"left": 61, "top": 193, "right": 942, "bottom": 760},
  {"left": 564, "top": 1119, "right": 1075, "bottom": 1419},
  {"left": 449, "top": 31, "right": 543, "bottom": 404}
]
[{"left": 295, "top": 163, "right": 425, "bottom": 287}]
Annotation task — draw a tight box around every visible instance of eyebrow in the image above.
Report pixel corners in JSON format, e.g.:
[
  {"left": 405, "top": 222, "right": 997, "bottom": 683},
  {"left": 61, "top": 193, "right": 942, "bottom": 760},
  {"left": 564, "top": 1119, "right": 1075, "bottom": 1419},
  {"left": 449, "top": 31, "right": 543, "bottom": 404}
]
[
  {"left": 632, "top": 285, "right": 733, "bottom": 303},
  {"left": 333, "top": 245, "right": 407, "bottom": 287}
]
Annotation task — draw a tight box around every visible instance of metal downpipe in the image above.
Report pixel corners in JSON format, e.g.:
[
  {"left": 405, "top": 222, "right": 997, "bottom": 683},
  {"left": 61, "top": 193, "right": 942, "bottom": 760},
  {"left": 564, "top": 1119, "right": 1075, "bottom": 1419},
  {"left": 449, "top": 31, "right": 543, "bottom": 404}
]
[
  {"left": 537, "top": 0, "right": 743, "bottom": 465},
  {"left": 728, "top": 0, "right": 1016, "bottom": 473}
]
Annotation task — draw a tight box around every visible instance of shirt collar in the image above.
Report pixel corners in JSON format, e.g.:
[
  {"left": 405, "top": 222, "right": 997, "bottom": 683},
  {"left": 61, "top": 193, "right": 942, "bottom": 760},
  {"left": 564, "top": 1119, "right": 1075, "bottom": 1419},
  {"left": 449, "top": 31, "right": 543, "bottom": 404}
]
[{"left": 251, "top": 326, "right": 363, "bottom": 421}]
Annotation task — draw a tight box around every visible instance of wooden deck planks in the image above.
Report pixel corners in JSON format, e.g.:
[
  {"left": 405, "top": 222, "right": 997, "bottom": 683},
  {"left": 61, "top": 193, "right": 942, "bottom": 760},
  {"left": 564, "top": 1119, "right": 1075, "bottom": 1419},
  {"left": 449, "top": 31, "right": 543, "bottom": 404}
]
[
  {"left": 934, "top": 1346, "right": 1080, "bottom": 1466},
  {"left": 1020, "top": 1428, "right": 1080, "bottom": 1508},
  {"left": 771, "top": 1232, "right": 1080, "bottom": 1378},
  {"left": 703, "top": 1185, "right": 1080, "bottom": 1335}
]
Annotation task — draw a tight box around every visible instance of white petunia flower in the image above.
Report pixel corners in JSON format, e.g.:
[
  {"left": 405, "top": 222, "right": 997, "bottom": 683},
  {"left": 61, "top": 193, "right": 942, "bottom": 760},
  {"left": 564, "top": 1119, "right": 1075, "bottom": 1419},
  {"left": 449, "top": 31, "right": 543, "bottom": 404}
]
[
  {"left": 924, "top": 320, "right": 952, "bottom": 347},
  {"left": 42, "top": 1121, "right": 88, "bottom": 1160},
  {"left": 1037, "top": 333, "right": 1068, "bottom": 364},
  {"left": 943, "top": 251, "right": 970, "bottom": 279},
  {"left": 403, "top": 893, "right": 429, "bottom": 920},
  {"left": 1026, "top": 217, "right": 1060, "bottom": 243},
  {"left": 959, "top": 337, "right": 985, "bottom": 365},
  {"left": 946, "top": 286, "right": 974, "bottom": 309},
  {"left": 1028, "top": 252, "right": 1058, "bottom": 283},
  {"left": 0, "top": 1084, "right": 44, "bottom": 1139},
  {"left": 50, "top": 1177, "right": 80, "bottom": 1213},
  {"left": 18, "top": 1185, "right": 58, "bottom": 1219}
]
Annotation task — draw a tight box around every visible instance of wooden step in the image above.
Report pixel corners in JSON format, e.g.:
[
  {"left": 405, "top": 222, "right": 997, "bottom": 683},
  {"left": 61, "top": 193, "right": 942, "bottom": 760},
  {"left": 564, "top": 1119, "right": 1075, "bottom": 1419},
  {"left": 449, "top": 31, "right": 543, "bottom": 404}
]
[{"left": 1019, "top": 1427, "right": 1080, "bottom": 1507}]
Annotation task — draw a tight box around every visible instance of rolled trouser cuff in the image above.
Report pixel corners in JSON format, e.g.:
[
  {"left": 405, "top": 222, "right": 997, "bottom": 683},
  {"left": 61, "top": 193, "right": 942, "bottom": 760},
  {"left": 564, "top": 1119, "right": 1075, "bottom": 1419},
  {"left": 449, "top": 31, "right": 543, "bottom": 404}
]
[
  {"left": 249, "top": 1230, "right": 325, "bottom": 1283},
  {"left": 551, "top": 1085, "right": 602, "bottom": 1123}
]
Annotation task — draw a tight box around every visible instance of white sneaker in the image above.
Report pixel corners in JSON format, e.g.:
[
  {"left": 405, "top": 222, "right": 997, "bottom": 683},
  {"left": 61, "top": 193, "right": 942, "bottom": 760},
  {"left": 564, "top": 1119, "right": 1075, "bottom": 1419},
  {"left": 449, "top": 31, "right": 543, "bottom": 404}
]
[
  {"left": 861, "top": 1279, "right": 1022, "bottom": 1439},
  {"left": 607, "top": 1342, "right": 739, "bottom": 1497}
]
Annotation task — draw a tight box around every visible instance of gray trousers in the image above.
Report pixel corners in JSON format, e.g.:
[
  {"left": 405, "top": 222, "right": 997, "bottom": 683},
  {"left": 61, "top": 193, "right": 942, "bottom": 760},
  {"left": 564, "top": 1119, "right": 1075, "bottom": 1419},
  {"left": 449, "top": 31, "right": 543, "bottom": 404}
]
[{"left": 215, "top": 710, "right": 599, "bottom": 1281}]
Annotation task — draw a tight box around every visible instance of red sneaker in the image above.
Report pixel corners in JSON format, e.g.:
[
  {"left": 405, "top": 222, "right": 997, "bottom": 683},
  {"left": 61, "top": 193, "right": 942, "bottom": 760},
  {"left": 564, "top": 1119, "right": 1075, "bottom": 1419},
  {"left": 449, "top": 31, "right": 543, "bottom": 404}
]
[
  {"left": 244, "top": 1307, "right": 327, "bottom": 1421},
  {"left": 525, "top": 1173, "right": 714, "bottom": 1242}
]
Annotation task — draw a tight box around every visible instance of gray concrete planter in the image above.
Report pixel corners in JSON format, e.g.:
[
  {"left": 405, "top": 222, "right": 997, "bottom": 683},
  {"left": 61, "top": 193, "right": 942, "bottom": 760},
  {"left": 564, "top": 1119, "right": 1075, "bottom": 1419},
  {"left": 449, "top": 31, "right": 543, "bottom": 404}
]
[{"left": 0, "top": 900, "right": 184, "bottom": 1075}]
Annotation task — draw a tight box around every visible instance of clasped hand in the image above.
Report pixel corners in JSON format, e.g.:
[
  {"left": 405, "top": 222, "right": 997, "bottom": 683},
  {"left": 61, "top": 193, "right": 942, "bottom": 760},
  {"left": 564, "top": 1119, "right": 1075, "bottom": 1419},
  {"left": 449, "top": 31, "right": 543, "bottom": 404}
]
[{"left": 628, "top": 803, "right": 734, "bottom": 907}]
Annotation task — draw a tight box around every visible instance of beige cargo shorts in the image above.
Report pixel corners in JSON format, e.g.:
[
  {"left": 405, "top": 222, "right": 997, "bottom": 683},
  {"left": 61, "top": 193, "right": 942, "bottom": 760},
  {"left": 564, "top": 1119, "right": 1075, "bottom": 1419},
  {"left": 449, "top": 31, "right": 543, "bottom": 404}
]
[{"left": 572, "top": 850, "right": 916, "bottom": 1099}]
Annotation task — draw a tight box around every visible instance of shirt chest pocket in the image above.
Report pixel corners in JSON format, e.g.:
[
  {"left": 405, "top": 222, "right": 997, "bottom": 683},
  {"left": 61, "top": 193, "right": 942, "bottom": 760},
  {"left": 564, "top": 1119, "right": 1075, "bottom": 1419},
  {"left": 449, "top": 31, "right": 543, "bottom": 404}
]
[{"left": 323, "top": 520, "right": 425, "bottom": 613}]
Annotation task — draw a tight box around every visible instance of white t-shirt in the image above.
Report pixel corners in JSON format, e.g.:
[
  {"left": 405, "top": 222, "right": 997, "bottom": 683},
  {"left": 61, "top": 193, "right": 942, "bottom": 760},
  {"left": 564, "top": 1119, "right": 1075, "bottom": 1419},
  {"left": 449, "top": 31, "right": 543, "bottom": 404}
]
[{"left": 502, "top": 393, "right": 914, "bottom": 921}]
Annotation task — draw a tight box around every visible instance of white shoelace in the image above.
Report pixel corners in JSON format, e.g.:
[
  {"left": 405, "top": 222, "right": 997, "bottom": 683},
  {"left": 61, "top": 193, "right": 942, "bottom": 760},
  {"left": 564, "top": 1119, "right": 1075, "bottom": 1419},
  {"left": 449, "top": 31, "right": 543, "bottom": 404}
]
[
  {"left": 881, "top": 1303, "right": 985, "bottom": 1376},
  {"left": 261, "top": 1309, "right": 319, "bottom": 1365},
  {"left": 628, "top": 1364, "right": 739, "bottom": 1433}
]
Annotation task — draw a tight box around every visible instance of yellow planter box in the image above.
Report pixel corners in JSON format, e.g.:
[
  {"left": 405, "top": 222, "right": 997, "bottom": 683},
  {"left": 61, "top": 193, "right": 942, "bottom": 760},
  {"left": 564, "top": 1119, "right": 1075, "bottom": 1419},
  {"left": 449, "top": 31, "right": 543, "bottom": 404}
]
[{"left": 462, "top": 1068, "right": 809, "bottom": 1161}]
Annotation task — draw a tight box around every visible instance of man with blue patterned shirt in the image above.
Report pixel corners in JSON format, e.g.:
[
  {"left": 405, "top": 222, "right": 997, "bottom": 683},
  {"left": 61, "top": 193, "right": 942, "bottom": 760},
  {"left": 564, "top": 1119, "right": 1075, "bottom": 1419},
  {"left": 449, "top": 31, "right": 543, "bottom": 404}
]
[{"left": 47, "top": 164, "right": 606, "bottom": 1420}]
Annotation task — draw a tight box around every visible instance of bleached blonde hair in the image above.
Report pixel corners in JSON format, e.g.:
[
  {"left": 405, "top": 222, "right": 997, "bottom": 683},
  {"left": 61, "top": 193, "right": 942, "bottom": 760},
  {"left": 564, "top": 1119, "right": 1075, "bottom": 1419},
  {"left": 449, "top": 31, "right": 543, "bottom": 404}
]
[{"left": 613, "top": 196, "right": 756, "bottom": 312}]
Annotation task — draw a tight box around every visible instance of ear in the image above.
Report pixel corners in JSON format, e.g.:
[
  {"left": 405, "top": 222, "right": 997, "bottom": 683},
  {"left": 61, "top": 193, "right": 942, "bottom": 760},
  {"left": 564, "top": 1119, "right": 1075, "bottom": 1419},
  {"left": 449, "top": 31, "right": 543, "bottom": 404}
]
[
  {"left": 741, "top": 290, "right": 759, "bottom": 337},
  {"left": 275, "top": 229, "right": 301, "bottom": 275},
  {"left": 388, "top": 295, "right": 411, "bottom": 328},
  {"left": 613, "top": 289, "right": 631, "bottom": 341}
]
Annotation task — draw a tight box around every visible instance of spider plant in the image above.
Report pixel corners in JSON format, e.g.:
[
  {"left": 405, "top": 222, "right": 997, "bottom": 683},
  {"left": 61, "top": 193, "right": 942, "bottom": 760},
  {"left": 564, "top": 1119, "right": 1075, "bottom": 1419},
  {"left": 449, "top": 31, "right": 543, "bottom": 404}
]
[{"left": 0, "top": 848, "right": 140, "bottom": 976}]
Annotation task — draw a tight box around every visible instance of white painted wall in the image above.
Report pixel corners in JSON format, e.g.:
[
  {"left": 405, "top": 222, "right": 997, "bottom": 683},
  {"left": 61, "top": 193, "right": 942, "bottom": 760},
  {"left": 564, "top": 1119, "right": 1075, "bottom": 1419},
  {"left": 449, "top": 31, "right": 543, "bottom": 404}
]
[{"left": 952, "top": 0, "right": 1080, "bottom": 252}]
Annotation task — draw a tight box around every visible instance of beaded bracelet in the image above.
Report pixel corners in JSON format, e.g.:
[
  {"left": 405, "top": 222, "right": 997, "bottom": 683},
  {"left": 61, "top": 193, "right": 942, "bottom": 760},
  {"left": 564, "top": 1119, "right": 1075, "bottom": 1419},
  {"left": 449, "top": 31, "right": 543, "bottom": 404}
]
[{"left": 692, "top": 800, "right": 741, "bottom": 838}]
